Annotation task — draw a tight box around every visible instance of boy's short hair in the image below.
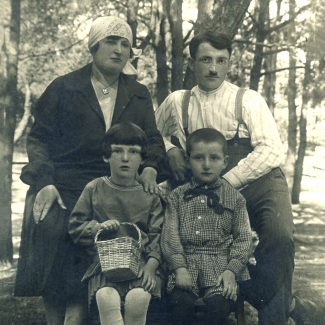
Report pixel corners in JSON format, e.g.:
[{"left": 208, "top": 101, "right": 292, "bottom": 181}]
[
  {"left": 186, "top": 128, "right": 227, "bottom": 156},
  {"left": 189, "top": 31, "right": 232, "bottom": 59},
  {"left": 102, "top": 122, "right": 148, "bottom": 159}
]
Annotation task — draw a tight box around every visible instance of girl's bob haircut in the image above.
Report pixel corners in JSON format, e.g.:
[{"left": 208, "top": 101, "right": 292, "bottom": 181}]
[{"left": 102, "top": 122, "right": 148, "bottom": 159}]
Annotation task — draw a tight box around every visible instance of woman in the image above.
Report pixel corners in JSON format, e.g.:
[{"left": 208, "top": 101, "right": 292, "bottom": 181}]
[{"left": 14, "top": 16, "right": 166, "bottom": 325}]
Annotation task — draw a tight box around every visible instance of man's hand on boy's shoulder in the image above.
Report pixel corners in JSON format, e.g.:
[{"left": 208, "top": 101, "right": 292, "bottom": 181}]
[
  {"left": 167, "top": 147, "right": 188, "bottom": 182},
  {"left": 175, "top": 267, "right": 192, "bottom": 292},
  {"left": 216, "top": 270, "right": 237, "bottom": 301}
]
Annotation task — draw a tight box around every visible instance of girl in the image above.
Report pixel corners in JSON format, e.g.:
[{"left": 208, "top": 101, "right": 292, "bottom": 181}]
[{"left": 69, "top": 122, "right": 164, "bottom": 325}]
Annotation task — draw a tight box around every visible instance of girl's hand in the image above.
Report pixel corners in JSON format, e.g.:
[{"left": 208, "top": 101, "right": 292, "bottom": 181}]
[
  {"left": 216, "top": 270, "right": 237, "bottom": 301},
  {"left": 138, "top": 258, "right": 159, "bottom": 292},
  {"left": 175, "top": 267, "right": 192, "bottom": 292},
  {"left": 138, "top": 167, "right": 158, "bottom": 195},
  {"left": 99, "top": 220, "right": 120, "bottom": 231}
]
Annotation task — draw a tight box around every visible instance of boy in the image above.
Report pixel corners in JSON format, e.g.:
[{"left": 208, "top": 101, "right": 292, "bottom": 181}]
[
  {"left": 161, "top": 128, "right": 252, "bottom": 325},
  {"left": 69, "top": 122, "right": 164, "bottom": 325}
]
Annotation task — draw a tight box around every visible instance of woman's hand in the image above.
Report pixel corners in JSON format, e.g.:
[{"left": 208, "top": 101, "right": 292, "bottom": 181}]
[
  {"left": 175, "top": 267, "right": 192, "bottom": 292},
  {"left": 138, "top": 258, "right": 159, "bottom": 292},
  {"left": 33, "top": 185, "right": 67, "bottom": 224},
  {"left": 99, "top": 220, "right": 120, "bottom": 231},
  {"left": 216, "top": 270, "right": 237, "bottom": 301},
  {"left": 167, "top": 147, "right": 188, "bottom": 182},
  {"left": 138, "top": 167, "right": 158, "bottom": 195}
]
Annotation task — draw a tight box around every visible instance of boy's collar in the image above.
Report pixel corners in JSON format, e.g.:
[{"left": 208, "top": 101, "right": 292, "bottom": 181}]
[{"left": 190, "top": 177, "right": 222, "bottom": 189}]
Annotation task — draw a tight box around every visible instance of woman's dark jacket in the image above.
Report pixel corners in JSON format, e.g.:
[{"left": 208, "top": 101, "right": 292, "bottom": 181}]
[
  {"left": 14, "top": 63, "right": 167, "bottom": 298},
  {"left": 20, "top": 63, "right": 167, "bottom": 194}
]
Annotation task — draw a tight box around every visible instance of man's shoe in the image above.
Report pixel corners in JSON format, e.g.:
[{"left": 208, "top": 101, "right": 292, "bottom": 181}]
[{"left": 290, "top": 295, "right": 323, "bottom": 325}]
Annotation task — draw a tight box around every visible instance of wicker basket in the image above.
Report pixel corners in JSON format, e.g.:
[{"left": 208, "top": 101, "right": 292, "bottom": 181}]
[{"left": 95, "top": 222, "right": 142, "bottom": 282}]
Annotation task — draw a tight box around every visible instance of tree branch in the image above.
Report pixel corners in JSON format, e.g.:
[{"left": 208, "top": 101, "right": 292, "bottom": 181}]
[
  {"left": 19, "top": 37, "right": 86, "bottom": 61},
  {"left": 260, "top": 65, "right": 305, "bottom": 76}
]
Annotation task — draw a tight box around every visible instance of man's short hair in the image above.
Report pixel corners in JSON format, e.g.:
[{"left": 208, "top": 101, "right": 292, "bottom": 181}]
[
  {"left": 102, "top": 122, "right": 148, "bottom": 159},
  {"left": 189, "top": 31, "right": 232, "bottom": 59},
  {"left": 186, "top": 128, "right": 228, "bottom": 156}
]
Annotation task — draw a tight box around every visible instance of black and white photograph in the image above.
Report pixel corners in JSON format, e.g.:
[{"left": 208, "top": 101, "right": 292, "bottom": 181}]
[{"left": 0, "top": 1, "right": 325, "bottom": 324}]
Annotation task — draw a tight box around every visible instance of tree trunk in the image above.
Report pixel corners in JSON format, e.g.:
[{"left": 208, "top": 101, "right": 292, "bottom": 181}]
[
  {"left": 155, "top": 1, "right": 169, "bottom": 105},
  {"left": 212, "top": 0, "right": 252, "bottom": 38},
  {"left": 291, "top": 52, "right": 311, "bottom": 204},
  {"left": 183, "top": 0, "right": 253, "bottom": 89},
  {"left": 127, "top": 0, "right": 139, "bottom": 69},
  {"left": 197, "top": 0, "right": 213, "bottom": 22},
  {"left": 249, "top": 0, "right": 269, "bottom": 91},
  {"left": 262, "top": 0, "right": 282, "bottom": 114},
  {"left": 166, "top": 0, "right": 184, "bottom": 91},
  {"left": 283, "top": 0, "right": 297, "bottom": 191},
  {"left": 0, "top": 0, "right": 20, "bottom": 268},
  {"left": 14, "top": 82, "right": 32, "bottom": 143}
]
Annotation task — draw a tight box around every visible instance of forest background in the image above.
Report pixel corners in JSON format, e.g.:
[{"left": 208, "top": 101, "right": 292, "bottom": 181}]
[{"left": 0, "top": 0, "right": 325, "bottom": 324}]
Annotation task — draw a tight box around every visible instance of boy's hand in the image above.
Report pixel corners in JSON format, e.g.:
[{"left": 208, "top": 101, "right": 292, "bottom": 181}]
[
  {"left": 33, "top": 185, "right": 67, "bottom": 223},
  {"left": 138, "top": 258, "right": 159, "bottom": 292},
  {"left": 138, "top": 167, "right": 159, "bottom": 195},
  {"left": 99, "top": 220, "right": 120, "bottom": 231},
  {"left": 167, "top": 147, "right": 188, "bottom": 182},
  {"left": 175, "top": 267, "right": 192, "bottom": 292},
  {"left": 216, "top": 270, "right": 237, "bottom": 301}
]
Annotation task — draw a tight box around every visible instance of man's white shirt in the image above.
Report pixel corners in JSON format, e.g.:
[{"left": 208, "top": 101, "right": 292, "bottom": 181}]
[{"left": 155, "top": 81, "right": 285, "bottom": 190}]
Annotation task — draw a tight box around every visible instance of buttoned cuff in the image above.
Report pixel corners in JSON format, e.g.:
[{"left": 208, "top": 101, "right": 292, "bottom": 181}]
[
  {"left": 147, "top": 254, "right": 161, "bottom": 265},
  {"left": 222, "top": 172, "right": 245, "bottom": 190},
  {"left": 168, "top": 254, "right": 187, "bottom": 271},
  {"left": 165, "top": 142, "right": 176, "bottom": 152},
  {"left": 227, "top": 259, "right": 245, "bottom": 277}
]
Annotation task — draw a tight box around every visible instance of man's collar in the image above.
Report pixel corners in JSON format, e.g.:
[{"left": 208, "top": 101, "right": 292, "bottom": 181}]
[{"left": 195, "top": 81, "right": 225, "bottom": 95}]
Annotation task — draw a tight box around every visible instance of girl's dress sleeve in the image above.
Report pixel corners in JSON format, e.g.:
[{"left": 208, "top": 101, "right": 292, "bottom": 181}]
[
  {"left": 143, "top": 195, "right": 164, "bottom": 264},
  {"left": 68, "top": 182, "right": 100, "bottom": 247}
]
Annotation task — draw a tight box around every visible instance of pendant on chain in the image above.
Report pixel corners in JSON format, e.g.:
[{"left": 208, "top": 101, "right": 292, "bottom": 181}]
[{"left": 102, "top": 88, "right": 109, "bottom": 95}]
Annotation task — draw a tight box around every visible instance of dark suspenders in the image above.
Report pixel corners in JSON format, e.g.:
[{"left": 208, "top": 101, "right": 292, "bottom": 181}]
[{"left": 172, "top": 88, "right": 254, "bottom": 175}]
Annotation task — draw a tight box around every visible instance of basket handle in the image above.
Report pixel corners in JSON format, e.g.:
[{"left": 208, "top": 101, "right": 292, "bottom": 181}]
[{"left": 94, "top": 222, "right": 142, "bottom": 245}]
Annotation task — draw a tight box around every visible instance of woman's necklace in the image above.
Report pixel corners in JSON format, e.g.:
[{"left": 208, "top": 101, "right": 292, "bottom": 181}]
[{"left": 92, "top": 74, "right": 118, "bottom": 95}]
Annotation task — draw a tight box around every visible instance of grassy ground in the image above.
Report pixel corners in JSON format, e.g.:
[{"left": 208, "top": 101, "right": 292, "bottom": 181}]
[{"left": 1, "top": 154, "right": 325, "bottom": 324}]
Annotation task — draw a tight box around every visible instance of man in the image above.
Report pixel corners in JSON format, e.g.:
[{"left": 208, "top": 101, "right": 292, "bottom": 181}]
[{"left": 156, "top": 31, "right": 318, "bottom": 325}]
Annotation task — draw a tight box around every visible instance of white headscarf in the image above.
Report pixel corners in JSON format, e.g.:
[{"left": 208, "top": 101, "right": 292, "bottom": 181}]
[{"left": 88, "top": 16, "right": 142, "bottom": 75}]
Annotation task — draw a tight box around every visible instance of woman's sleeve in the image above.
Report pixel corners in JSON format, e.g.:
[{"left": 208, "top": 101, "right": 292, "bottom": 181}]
[
  {"left": 140, "top": 89, "right": 169, "bottom": 183},
  {"left": 143, "top": 195, "right": 164, "bottom": 264},
  {"left": 68, "top": 183, "right": 100, "bottom": 247},
  {"left": 161, "top": 192, "right": 187, "bottom": 271},
  {"left": 20, "top": 79, "right": 62, "bottom": 191}
]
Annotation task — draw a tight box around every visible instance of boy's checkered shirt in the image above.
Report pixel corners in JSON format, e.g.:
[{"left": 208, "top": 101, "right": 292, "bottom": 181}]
[{"left": 161, "top": 177, "right": 252, "bottom": 294}]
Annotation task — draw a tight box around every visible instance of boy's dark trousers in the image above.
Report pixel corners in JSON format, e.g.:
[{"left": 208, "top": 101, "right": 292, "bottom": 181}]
[
  {"left": 168, "top": 287, "right": 231, "bottom": 325},
  {"left": 239, "top": 167, "right": 295, "bottom": 325}
]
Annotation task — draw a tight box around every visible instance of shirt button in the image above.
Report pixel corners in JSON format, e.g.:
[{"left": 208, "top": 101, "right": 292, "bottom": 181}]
[
  {"left": 200, "top": 199, "right": 205, "bottom": 203},
  {"left": 196, "top": 231, "right": 200, "bottom": 235},
  {"left": 198, "top": 216, "right": 202, "bottom": 220}
]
